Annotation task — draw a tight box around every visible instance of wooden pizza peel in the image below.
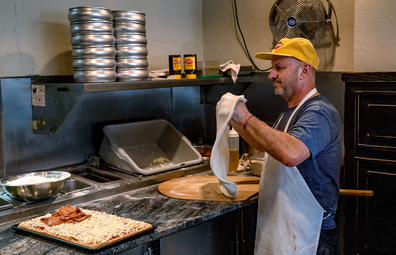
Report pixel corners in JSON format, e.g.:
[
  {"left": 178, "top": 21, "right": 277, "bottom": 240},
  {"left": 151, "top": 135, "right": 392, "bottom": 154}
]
[
  {"left": 158, "top": 175, "right": 373, "bottom": 202},
  {"left": 158, "top": 175, "right": 260, "bottom": 202}
]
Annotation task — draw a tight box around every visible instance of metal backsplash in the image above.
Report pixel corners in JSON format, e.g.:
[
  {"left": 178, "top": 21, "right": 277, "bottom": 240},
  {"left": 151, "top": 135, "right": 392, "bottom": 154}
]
[{"left": 0, "top": 77, "right": 205, "bottom": 178}]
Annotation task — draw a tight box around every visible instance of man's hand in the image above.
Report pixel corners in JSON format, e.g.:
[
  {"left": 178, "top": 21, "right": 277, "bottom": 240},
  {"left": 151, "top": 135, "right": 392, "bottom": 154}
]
[{"left": 231, "top": 101, "right": 251, "bottom": 125}]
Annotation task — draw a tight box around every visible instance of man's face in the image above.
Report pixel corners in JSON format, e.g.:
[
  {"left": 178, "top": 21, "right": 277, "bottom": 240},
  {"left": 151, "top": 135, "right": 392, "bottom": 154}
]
[{"left": 268, "top": 56, "right": 302, "bottom": 100}]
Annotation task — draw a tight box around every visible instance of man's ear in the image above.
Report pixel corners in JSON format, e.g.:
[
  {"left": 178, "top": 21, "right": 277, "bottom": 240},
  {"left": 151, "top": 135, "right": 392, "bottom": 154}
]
[{"left": 300, "top": 63, "right": 312, "bottom": 80}]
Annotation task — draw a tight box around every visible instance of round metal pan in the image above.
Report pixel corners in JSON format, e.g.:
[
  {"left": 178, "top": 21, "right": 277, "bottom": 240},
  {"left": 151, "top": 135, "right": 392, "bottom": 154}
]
[
  {"left": 114, "top": 22, "right": 146, "bottom": 34},
  {"left": 116, "top": 56, "right": 148, "bottom": 68},
  {"left": 112, "top": 10, "right": 146, "bottom": 24},
  {"left": 70, "top": 21, "right": 114, "bottom": 35},
  {"left": 73, "top": 68, "right": 117, "bottom": 83},
  {"left": 72, "top": 46, "right": 116, "bottom": 58},
  {"left": 73, "top": 58, "right": 117, "bottom": 69},
  {"left": 68, "top": 6, "right": 113, "bottom": 22},
  {"left": 116, "top": 67, "right": 149, "bottom": 81},
  {"left": 0, "top": 171, "right": 71, "bottom": 201},
  {"left": 115, "top": 33, "right": 147, "bottom": 45},
  {"left": 70, "top": 33, "right": 116, "bottom": 47},
  {"left": 116, "top": 44, "right": 148, "bottom": 56}
]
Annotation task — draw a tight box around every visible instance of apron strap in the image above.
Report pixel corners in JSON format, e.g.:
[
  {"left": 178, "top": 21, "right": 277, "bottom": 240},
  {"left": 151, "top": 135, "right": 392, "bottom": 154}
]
[{"left": 273, "top": 88, "right": 318, "bottom": 132}]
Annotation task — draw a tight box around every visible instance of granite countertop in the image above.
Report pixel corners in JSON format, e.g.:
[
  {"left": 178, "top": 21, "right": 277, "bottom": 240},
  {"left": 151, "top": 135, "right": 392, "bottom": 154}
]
[{"left": 0, "top": 170, "right": 258, "bottom": 255}]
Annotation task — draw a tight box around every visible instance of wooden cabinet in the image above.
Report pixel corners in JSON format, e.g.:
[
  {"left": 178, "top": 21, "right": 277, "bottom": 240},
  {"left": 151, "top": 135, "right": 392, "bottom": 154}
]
[
  {"left": 343, "top": 73, "right": 396, "bottom": 255},
  {"left": 356, "top": 159, "right": 396, "bottom": 254},
  {"left": 159, "top": 203, "right": 257, "bottom": 255}
]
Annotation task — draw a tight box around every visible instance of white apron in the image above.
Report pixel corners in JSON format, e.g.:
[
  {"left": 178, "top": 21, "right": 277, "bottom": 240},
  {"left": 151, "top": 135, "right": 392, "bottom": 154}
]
[{"left": 254, "top": 88, "right": 324, "bottom": 255}]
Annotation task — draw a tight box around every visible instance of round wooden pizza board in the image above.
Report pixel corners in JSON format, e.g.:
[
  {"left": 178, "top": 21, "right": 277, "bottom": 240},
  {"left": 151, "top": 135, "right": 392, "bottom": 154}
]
[{"left": 158, "top": 175, "right": 260, "bottom": 202}]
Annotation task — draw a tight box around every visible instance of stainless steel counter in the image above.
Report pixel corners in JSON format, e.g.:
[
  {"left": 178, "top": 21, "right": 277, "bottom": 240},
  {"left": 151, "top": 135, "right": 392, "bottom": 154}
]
[{"left": 0, "top": 162, "right": 213, "bottom": 226}]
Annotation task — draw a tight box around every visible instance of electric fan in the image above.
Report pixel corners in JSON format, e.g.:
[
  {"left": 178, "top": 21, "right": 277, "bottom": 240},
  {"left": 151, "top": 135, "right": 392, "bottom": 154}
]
[{"left": 269, "top": 0, "right": 332, "bottom": 46}]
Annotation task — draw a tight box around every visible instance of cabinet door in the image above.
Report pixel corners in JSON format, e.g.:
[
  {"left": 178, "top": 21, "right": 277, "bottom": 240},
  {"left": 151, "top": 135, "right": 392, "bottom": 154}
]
[
  {"left": 160, "top": 210, "right": 237, "bottom": 255},
  {"left": 237, "top": 203, "right": 258, "bottom": 255},
  {"left": 356, "top": 91, "right": 396, "bottom": 151},
  {"left": 357, "top": 158, "right": 396, "bottom": 254}
]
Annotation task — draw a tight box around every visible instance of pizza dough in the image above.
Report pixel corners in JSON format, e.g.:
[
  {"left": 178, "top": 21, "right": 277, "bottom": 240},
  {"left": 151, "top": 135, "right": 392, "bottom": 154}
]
[
  {"left": 210, "top": 92, "right": 246, "bottom": 198},
  {"left": 17, "top": 206, "right": 153, "bottom": 249}
]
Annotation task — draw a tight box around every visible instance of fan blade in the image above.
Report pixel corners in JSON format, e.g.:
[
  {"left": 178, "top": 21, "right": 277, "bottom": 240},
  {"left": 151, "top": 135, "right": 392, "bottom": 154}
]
[
  {"left": 273, "top": 3, "right": 290, "bottom": 20},
  {"left": 295, "top": 26, "right": 310, "bottom": 41},
  {"left": 298, "top": 20, "right": 324, "bottom": 23}
]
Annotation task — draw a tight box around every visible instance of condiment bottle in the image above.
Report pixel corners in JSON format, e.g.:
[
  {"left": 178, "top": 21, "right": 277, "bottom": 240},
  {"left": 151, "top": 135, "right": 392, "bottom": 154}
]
[
  {"left": 184, "top": 54, "right": 197, "bottom": 79},
  {"left": 228, "top": 127, "right": 239, "bottom": 171},
  {"left": 169, "top": 55, "right": 181, "bottom": 79}
]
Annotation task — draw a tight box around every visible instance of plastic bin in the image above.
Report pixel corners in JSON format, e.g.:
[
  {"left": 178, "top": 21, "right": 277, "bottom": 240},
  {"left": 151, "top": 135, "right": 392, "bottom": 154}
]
[{"left": 99, "top": 119, "right": 202, "bottom": 175}]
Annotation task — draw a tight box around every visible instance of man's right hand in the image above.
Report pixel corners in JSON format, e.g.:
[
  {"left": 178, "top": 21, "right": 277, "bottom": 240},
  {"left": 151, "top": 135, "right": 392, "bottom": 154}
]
[{"left": 231, "top": 101, "right": 251, "bottom": 126}]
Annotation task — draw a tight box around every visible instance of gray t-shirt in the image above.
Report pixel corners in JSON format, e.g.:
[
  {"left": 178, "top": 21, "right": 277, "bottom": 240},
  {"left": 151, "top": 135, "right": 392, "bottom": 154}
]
[{"left": 274, "top": 95, "right": 342, "bottom": 229}]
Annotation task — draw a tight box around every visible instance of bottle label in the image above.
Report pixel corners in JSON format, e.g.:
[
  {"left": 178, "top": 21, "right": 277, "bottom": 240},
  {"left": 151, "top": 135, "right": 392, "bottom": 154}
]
[
  {"left": 172, "top": 56, "right": 181, "bottom": 71},
  {"left": 184, "top": 56, "right": 196, "bottom": 70}
]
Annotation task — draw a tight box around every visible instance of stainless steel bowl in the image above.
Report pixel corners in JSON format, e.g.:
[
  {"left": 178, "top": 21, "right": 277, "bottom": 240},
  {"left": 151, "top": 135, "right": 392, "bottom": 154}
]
[
  {"left": 68, "top": 6, "right": 112, "bottom": 22},
  {"left": 70, "top": 33, "right": 116, "bottom": 47},
  {"left": 72, "top": 46, "right": 116, "bottom": 58},
  {"left": 70, "top": 21, "right": 114, "bottom": 34},
  {"left": 113, "top": 22, "right": 146, "bottom": 34},
  {"left": 112, "top": 10, "right": 146, "bottom": 24},
  {"left": 115, "top": 33, "right": 147, "bottom": 45},
  {"left": 73, "top": 58, "right": 116, "bottom": 69},
  {"left": 116, "top": 56, "right": 148, "bottom": 68},
  {"left": 116, "top": 67, "right": 149, "bottom": 81},
  {"left": 116, "top": 44, "right": 148, "bottom": 56},
  {"left": 74, "top": 68, "right": 117, "bottom": 83},
  {"left": 0, "top": 171, "right": 71, "bottom": 201}
]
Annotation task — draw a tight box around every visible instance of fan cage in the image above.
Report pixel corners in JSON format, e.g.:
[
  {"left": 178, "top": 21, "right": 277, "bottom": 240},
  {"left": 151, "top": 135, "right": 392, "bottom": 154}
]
[{"left": 269, "top": 0, "right": 327, "bottom": 45}]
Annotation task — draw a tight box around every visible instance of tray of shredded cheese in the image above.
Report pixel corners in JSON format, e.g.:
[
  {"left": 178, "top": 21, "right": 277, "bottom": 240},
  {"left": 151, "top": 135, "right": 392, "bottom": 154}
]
[{"left": 12, "top": 205, "right": 155, "bottom": 252}]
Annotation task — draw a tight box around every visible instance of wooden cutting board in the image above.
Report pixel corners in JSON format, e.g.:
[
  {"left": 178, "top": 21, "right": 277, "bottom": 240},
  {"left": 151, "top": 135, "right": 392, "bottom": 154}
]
[{"left": 158, "top": 175, "right": 260, "bottom": 202}]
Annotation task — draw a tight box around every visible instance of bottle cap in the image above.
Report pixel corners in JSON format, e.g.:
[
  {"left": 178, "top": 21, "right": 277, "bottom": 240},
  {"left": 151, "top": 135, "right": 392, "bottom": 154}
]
[
  {"left": 186, "top": 74, "right": 197, "bottom": 79},
  {"left": 229, "top": 127, "right": 239, "bottom": 137}
]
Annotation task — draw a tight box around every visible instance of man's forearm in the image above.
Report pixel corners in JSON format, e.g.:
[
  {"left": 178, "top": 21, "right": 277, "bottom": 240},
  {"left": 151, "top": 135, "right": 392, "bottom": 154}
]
[{"left": 230, "top": 115, "right": 310, "bottom": 167}]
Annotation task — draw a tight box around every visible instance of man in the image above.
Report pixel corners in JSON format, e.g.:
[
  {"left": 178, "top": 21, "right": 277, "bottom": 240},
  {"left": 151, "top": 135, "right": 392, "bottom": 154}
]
[{"left": 229, "top": 38, "right": 342, "bottom": 255}]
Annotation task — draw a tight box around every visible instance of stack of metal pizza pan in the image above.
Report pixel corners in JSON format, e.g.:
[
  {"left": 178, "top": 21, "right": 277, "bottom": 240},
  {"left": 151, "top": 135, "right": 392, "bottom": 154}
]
[
  {"left": 68, "top": 6, "right": 117, "bottom": 82},
  {"left": 112, "top": 10, "right": 149, "bottom": 81}
]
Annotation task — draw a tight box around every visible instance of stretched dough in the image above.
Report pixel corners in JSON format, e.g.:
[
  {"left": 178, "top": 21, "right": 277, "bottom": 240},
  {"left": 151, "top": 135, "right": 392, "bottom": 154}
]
[{"left": 210, "top": 92, "right": 246, "bottom": 198}]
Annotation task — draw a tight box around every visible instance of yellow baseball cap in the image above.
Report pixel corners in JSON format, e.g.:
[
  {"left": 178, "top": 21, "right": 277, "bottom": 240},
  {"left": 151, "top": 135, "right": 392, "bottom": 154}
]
[{"left": 255, "top": 38, "right": 319, "bottom": 70}]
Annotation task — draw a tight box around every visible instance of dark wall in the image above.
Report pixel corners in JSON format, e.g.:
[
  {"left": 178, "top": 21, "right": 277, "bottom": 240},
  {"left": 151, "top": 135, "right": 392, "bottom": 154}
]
[{"left": 203, "top": 72, "right": 345, "bottom": 146}]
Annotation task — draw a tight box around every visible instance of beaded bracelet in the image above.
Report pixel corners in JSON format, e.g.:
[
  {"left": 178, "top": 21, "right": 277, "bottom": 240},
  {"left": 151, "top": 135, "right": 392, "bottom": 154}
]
[{"left": 243, "top": 114, "right": 253, "bottom": 130}]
